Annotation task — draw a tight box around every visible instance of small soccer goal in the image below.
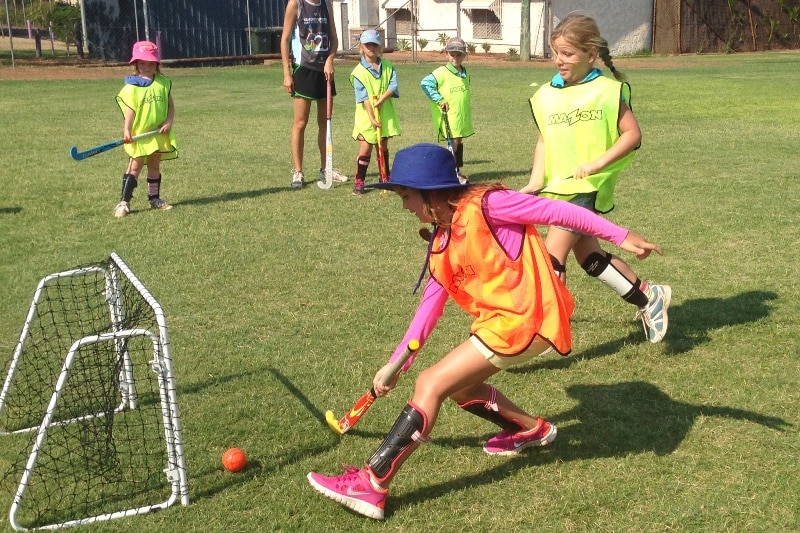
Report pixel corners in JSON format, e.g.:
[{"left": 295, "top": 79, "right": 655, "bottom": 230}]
[{"left": 0, "top": 253, "right": 189, "bottom": 531}]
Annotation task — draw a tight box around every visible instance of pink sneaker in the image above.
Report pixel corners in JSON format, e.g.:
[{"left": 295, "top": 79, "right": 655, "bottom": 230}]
[
  {"left": 307, "top": 465, "right": 387, "bottom": 520},
  {"left": 483, "top": 418, "right": 557, "bottom": 456}
]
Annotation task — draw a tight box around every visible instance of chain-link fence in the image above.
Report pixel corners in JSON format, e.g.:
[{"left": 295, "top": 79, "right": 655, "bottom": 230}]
[
  {"left": 80, "top": 0, "right": 285, "bottom": 62},
  {"left": 91, "top": 0, "right": 799, "bottom": 62},
  {"left": 5, "top": 0, "right": 800, "bottom": 64}
]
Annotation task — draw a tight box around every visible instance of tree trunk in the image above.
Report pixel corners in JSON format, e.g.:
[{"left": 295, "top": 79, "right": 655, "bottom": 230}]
[{"left": 520, "top": 0, "right": 530, "bottom": 60}]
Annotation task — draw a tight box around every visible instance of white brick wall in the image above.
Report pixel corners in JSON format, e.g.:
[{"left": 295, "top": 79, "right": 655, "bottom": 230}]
[{"left": 336, "top": 0, "right": 653, "bottom": 56}]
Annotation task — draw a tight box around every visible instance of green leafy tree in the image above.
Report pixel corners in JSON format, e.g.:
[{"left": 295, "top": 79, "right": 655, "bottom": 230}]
[{"left": 3, "top": 1, "right": 79, "bottom": 44}]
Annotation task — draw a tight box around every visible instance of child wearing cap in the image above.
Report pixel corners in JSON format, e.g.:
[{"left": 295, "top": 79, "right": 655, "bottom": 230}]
[
  {"left": 420, "top": 37, "right": 472, "bottom": 183},
  {"left": 306, "top": 143, "right": 665, "bottom": 520},
  {"left": 349, "top": 29, "right": 400, "bottom": 195},
  {"left": 113, "top": 40, "right": 177, "bottom": 218}
]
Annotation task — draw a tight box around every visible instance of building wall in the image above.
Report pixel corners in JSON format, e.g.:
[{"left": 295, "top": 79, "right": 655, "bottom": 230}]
[
  {"left": 549, "top": 0, "right": 653, "bottom": 56},
  {"left": 333, "top": 0, "right": 652, "bottom": 56}
]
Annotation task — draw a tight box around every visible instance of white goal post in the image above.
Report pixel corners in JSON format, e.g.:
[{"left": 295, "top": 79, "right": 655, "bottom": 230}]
[{"left": 0, "top": 253, "right": 189, "bottom": 531}]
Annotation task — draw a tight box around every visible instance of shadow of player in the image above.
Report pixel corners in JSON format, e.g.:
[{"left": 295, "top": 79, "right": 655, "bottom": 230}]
[
  {"left": 550, "top": 381, "right": 789, "bottom": 459},
  {"left": 514, "top": 290, "right": 779, "bottom": 373},
  {"left": 392, "top": 381, "right": 789, "bottom": 511}
]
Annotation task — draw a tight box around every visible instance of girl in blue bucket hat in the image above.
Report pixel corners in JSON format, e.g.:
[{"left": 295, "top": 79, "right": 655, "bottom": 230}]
[{"left": 307, "top": 143, "right": 664, "bottom": 520}]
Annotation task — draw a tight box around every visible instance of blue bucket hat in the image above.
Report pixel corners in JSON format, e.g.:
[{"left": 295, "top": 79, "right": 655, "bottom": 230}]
[
  {"left": 365, "top": 143, "right": 469, "bottom": 191},
  {"left": 359, "top": 29, "right": 382, "bottom": 46}
]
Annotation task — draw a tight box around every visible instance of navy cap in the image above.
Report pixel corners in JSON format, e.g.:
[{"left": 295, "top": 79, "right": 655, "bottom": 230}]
[{"left": 364, "top": 143, "right": 469, "bottom": 191}]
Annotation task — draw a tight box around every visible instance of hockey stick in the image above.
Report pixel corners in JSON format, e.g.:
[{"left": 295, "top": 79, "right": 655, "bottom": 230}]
[
  {"left": 442, "top": 110, "right": 469, "bottom": 184},
  {"left": 317, "top": 78, "right": 335, "bottom": 190},
  {"left": 70, "top": 129, "right": 160, "bottom": 161},
  {"left": 442, "top": 108, "right": 455, "bottom": 155},
  {"left": 325, "top": 339, "right": 420, "bottom": 435},
  {"left": 373, "top": 95, "right": 389, "bottom": 187}
]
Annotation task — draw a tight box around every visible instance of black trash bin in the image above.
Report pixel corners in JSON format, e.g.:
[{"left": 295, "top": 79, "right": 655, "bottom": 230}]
[{"left": 248, "top": 27, "right": 282, "bottom": 54}]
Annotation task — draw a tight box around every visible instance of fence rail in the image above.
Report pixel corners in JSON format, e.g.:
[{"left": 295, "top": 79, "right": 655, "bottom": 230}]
[
  {"left": 81, "top": 0, "right": 285, "bottom": 62},
  {"left": 5, "top": 0, "right": 800, "bottom": 64}
]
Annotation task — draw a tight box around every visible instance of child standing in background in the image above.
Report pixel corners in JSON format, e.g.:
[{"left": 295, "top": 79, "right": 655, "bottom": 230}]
[
  {"left": 520, "top": 13, "right": 671, "bottom": 343},
  {"left": 349, "top": 29, "right": 400, "bottom": 195},
  {"left": 420, "top": 37, "right": 472, "bottom": 183},
  {"left": 114, "top": 41, "right": 177, "bottom": 218},
  {"left": 280, "top": 0, "right": 346, "bottom": 189}
]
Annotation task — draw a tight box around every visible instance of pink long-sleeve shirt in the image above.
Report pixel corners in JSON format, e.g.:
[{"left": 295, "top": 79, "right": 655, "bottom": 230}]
[{"left": 389, "top": 189, "right": 629, "bottom": 369}]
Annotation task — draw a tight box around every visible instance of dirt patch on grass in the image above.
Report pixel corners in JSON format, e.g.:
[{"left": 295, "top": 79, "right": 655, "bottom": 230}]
[
  {"left": 0, "top": 63, "right": 129, "bottom": 80},
  {"left": 0, "top": 40, "right": 705, "bottom": 81},
  {"left": 383, "top": 50, "right": 709, "bottom": 70},
  {"left": 0, "top": 36, "right": 125, "bottom": 79}
]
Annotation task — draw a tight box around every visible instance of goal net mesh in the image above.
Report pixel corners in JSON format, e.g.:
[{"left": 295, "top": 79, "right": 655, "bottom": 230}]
[{"left": 0, "top": 255, "right": 188, "bottom": 530}]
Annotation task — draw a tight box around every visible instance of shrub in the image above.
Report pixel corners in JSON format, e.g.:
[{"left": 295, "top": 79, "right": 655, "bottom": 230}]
[
  {"left": 417, "top": 37, "right": 428, "bottom": 51},
  {"left": 481, "top": 42, "right": 491, "bottom": 53},
  {"left": 2, "top": 1, "right": 80, "bottom": 44},
  {"left": 506, "top": 48, "right": 519, "bottom": 60},
  {"left": 49, "top": 2, "right": 81, "bottom": 44},
  {"left": 436, "top": 33, "right": 449, "bottom": 52},
  {"left": 397, "top": 38, "right": 411, "bottom": 51}
]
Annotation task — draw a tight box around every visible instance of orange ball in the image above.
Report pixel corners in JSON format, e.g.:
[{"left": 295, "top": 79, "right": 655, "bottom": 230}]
[{"left": 222, "top": 448, "right": 247, "bottom": 472}]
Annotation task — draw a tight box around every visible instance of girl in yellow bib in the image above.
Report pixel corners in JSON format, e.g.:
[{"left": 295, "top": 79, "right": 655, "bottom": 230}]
[
  {"left": 420, "top": 37, "right": 473, "bottom": 182},
  {"left": 114, "top": 41, "right": 177, "bottom": 218},
  {"left": 520, "top": 14, "right": 671, "bottom": 343},
  {"left": 307, "top": 143, "right": 664, "bottom": 520},
  {"left": 349, "top": 29, "right": 400, "bottom": 195}
]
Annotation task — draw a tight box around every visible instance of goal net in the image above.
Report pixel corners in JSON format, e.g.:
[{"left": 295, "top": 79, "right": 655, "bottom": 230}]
[{"left": 0, "top": 253, "right": 189, "bottom": 530}]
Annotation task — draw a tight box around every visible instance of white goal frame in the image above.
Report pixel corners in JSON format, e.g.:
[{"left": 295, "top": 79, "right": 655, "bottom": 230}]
[{"left": 0, "top": 253, "right": 189, "bottom": 531}]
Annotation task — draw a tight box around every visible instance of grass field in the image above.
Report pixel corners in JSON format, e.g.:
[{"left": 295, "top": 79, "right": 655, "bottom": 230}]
[{"left": 0, "top": 51, "right": 799, "bottom": 532}]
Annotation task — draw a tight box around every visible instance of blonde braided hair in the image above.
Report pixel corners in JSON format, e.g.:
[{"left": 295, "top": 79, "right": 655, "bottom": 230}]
[{"left": 550, "top": 13, "right": 626, "bottom": 82}]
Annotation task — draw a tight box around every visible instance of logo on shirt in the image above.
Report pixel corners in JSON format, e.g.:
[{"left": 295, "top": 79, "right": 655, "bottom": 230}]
[
  {"left": 448, "top": 265, "right": 475, "bottom": 293},
  {"left": 548, "top": 108, "right": 603, "bottom": 126}
]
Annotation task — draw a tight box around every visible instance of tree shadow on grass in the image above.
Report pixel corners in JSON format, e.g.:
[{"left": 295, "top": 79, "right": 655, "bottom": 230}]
[
  {"left": 0, "top": 207, "right": 22, "bottom": 215},
  {"left": 169, "top": 186, "right": 288, "bottom": 208},
  {"left": 390, "top": 380, "right": 790, "bottom": 515},
  {"left": 511, "top": 290, "right": 778, "bottom": 373}
]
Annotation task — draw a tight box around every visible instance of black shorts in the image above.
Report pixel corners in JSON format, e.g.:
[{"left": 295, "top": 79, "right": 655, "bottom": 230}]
[
  {"left": 556, "top": 192, "right": 599, "bottom": 234},
  {"left": 292, "top": 64, "right": 337, "bottom": 100}
]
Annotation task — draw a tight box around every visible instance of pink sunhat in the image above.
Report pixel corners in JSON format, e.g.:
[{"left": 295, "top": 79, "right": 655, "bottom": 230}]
[{"left": 129, "top": 41, "right": 160, "bottom": 63}]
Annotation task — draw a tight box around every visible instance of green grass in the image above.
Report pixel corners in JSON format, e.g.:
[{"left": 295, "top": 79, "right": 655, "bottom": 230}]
[{"left": 1, "top": 51, "right": 799, "bottom": 532}]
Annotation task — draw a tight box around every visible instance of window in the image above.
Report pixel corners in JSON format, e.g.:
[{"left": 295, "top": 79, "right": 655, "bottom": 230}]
[
  {"left": 391, "top": 8, "right": 412, "bottom": 35},
  {"left": 469, "top": 9, "right": 501, "bottom": 40}
]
